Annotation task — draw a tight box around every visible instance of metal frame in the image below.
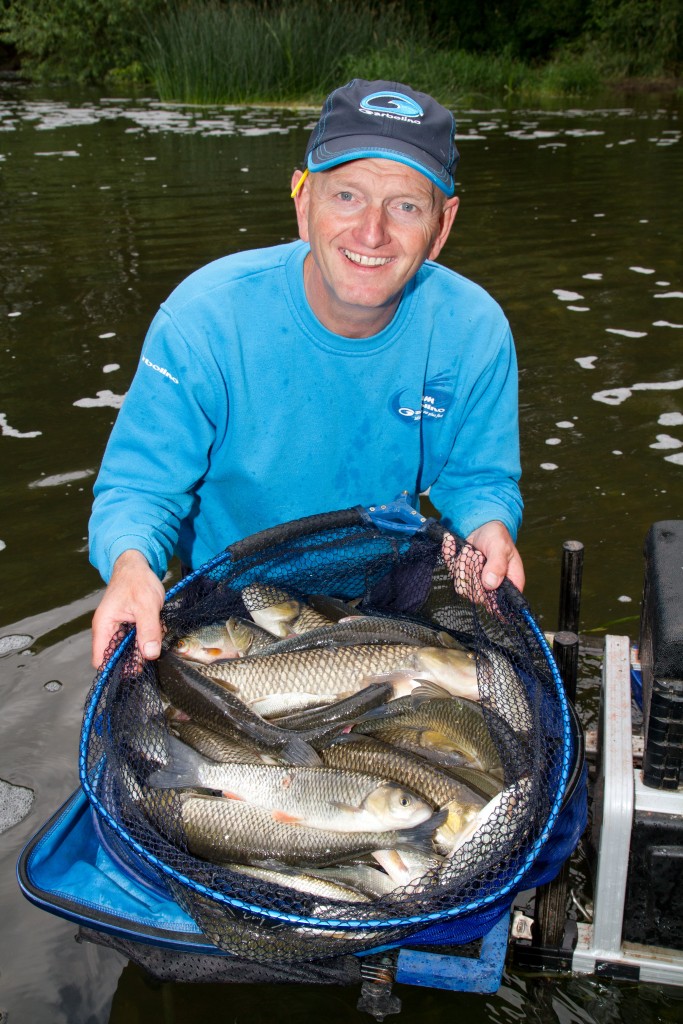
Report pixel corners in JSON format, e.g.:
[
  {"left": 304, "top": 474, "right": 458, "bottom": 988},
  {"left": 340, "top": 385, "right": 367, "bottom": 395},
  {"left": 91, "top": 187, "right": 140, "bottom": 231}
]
[{"left": 572, "top": 634, "right": 683, "bottom": 984}]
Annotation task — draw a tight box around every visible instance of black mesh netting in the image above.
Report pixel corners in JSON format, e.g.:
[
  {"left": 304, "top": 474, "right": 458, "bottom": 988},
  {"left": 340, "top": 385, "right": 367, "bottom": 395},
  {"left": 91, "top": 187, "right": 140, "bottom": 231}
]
[{"left": 80, "top": 507, "right": 572, "bottom": 964}]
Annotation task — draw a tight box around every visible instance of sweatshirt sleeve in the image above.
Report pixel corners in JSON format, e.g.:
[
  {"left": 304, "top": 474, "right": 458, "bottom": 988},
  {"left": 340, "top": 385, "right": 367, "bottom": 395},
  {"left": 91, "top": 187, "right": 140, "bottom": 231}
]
[
  {"left": 428, "top": 322, "right": 523, "bottom": 541},
  {"left": 88, "top": 306, "right": 223, "bottom": 582}
]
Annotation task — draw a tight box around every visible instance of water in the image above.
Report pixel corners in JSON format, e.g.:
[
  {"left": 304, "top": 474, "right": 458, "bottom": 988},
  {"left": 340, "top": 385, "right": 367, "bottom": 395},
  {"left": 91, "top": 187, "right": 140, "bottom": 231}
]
[{"left": 1, "top": 80, "right": 681, "bottom": 1022}]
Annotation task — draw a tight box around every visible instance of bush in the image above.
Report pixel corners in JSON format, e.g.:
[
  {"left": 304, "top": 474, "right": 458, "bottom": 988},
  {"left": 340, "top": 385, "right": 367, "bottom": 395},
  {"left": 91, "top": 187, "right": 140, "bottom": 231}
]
[
  {"left": 0, "top": 0, "right": 165, "bottom": 82},
  {"left": 589, "top": 0, "right": 683, "bottom": 76}
]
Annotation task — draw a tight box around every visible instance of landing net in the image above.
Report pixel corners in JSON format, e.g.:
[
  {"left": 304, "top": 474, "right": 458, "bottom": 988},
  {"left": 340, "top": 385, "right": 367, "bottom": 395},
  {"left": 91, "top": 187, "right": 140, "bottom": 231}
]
[{"left": 80, "top": 506, "right": 574, "bottom": 962}]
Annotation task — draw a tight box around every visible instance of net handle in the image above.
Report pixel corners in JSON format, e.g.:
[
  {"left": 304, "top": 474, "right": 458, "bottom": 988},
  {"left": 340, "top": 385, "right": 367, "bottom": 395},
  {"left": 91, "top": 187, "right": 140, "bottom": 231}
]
[{"left": 227, "top": 506, "right": 365, "bottom": 561}]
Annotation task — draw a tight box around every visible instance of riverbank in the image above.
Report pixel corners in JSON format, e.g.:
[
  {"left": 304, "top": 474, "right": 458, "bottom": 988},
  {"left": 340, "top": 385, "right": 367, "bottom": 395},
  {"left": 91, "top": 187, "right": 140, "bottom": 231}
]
[{"left": 1, "top": 0, "right": 681, "bottom": 104}]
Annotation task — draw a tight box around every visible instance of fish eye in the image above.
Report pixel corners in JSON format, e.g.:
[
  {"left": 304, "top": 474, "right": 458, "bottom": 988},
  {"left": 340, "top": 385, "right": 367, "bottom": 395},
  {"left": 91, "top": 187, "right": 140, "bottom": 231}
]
[{"left": 399, "top": 795, "right": 411, "bottom": 807}]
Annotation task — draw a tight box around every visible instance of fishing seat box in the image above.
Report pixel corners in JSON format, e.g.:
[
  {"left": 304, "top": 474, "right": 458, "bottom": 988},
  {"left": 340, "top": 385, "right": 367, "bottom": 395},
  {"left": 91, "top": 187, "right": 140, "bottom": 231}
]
[{"left": 622, "top": 521, "right": 683, "bottom": 950}]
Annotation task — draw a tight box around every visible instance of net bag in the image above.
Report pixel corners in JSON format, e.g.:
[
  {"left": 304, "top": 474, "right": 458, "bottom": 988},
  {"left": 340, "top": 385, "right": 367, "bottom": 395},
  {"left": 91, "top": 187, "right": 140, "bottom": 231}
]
[{"left": 80, "top": 504, "right": 576, "bottom": 963}]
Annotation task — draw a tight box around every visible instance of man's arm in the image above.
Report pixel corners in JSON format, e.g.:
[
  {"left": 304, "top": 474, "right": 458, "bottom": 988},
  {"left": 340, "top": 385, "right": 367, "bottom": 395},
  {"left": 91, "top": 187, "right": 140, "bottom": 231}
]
[{"left": 91, "top": 549, "right": 166, "bottom": 668}]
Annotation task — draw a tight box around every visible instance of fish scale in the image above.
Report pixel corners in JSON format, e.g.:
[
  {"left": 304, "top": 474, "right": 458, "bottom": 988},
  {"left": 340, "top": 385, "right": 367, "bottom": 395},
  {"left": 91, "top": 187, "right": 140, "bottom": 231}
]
[
  {"left": 181, "top": 793, "right": 445, "bottom": 867},
  {"left": 200, "top": 643, "right": 477, "bottom": 702}
]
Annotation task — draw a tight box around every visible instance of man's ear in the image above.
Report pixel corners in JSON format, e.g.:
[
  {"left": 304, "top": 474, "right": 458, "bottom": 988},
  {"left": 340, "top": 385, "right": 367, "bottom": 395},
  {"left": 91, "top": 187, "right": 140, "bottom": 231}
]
[
  {"left": 428, "top": 195, "right": 459, "bottom": 262},
  {"left": 291, "top": 169, "right": 310, "bottom": 242}
]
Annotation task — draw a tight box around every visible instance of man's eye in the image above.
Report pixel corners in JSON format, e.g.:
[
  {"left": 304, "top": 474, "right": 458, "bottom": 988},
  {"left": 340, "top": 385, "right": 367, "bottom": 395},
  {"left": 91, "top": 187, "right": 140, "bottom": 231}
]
[
  {"left": 399, "top": 202, "right": 417, "bottom": 213},
  {"left": 338, "top": 191, "right": 354, "bottom": 201}
]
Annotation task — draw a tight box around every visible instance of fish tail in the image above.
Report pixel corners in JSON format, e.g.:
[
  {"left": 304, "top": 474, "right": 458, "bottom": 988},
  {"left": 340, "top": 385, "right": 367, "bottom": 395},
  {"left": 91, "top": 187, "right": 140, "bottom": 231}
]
[
  {"left": 395, "top": 807, "right": 448, "bottom": 855},
  {"left": 147, "top": 733, "right": 207, "bottom": 789}
]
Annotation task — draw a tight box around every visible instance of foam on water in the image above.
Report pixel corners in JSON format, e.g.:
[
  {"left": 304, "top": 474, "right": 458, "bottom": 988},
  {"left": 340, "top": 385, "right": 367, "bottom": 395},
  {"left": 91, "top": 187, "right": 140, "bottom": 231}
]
[
  {"left": 593, "top": 379, "right": 683, "bottom": 406},
  {"left": 102, "top": 364, "right": 120, "bottom": 373},
  {"left": 73, "top": 390, "right": 125, "bottom": 409},
  {"left": 659, "top": 412, "right": 683, "bottom": 426},
  {"left": 576, "top": 356, "right": 597, "bottom": 369},
  {"left": 0, "top": 412, "right": 41, "bottom": 438},
  {"left": 655, "top": 291, "right": 683, "bottom": 299},
  {"left": 629, "top": 267, "right": 655, "bottom": 274},
  {"left": 582, "top": 273, "right": 603, "bottom": 280},
  {"left": 605, "top": 328, "right": 647, "bottom": 338},
  {"left": 540, "top": 463, "right": 558, "bottom": 470},
  {"left": 664, "top": 452, "right": 683, "bottom": 465},
  {"left": 653, "top": 320, "right": 683, "bottom": 328},
  {"left": 554, "top": 289, "right": 584, "bottom": 301},
  {"left": 650, "top": 435, "right": 683, "bottom": 450},
  {"left": 29, "top": 469, "right": 95, "bottom": 488}
]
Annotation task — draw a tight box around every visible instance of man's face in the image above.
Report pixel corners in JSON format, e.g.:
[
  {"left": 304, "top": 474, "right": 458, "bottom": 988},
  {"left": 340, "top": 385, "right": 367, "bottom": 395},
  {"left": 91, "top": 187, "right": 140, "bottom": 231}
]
[{"left": 293, "top": 158, "right": 458, "bottom": 337}]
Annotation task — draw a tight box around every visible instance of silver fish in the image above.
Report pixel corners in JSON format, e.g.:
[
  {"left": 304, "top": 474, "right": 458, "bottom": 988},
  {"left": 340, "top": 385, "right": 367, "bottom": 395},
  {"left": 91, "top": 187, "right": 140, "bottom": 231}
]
[
  {"left": 171, "top": 621, "right": 242, "bottom": 664},
  {"left": 148, "top": 735, "right": 434, "bottom": 833},
  {"left": 222, "top": 863, "right": 372, "bottom": 903},
  {"left": 180, "top": 793, "right": 447, "bottom": 867}
]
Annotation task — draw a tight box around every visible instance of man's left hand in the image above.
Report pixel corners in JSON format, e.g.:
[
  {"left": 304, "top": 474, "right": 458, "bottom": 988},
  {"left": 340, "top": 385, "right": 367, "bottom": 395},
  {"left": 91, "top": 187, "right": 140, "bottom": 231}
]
[{"left": 466, "top": 520, "right": 525, "bottom": 592}]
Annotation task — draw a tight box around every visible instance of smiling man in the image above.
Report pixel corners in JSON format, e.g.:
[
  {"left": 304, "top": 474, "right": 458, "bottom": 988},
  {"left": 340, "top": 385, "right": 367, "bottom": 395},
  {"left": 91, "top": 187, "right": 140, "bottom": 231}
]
[{"left": 89, "top": 79, "right": 524, "bottom": 667}]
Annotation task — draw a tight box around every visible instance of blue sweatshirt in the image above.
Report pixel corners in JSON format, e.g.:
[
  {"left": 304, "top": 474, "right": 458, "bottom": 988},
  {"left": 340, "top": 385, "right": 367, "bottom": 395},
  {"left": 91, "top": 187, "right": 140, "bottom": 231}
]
[{"left": 89, "top": 241, "right": 522, "bottom": 582}]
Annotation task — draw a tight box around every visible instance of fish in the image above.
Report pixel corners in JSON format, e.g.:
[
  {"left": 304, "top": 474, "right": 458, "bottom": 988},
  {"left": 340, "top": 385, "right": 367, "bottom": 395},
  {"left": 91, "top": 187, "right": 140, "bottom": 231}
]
[
  {"left": 435, "top": 775, "right": 533, "bottom": 861},
  {"left": 241, "top": 583, "right": 333, "bottom": 636},
  {"left": 179, "top": 793, "right": 447, "bottom": 867},
  {"left": 199, "top": 643, "right": 479, "bottom": 703},
  {"left": 351, "top": 695, "right": 505, "bottom": 775},
  {"left": 316, "top": 733, "right": 487, "bottom": 816},
  {"left": 242, "top": 615, "right": 467, "bottom": 657},
  {"left": 249, "top": 691, "right": 343, "bottom": 719},
  {"left": 272, "top": 681, "right": 395, "bottom": 731},
  {"left": 298, "top": 862, "right": 402, "bottom": 899},
  {"left": 155, "top": 655, "right": 321, "bottom": 766},
  {"left": 222, "top": 863, "right": 373, "bottom": 903},
  {"left": 171, "top": 720, "right": 283, "bottom": 765},
  {"left": 148, "top": 735, "right": 434, "bottom": 833},
  {"left": 371, "top": 848, "right": 444, "bottom": 888},
  {"left": 226, "top": 616, "right": 285, "bottom": 656},
  {"left": 171, "top": 621, "right": 241, "bottom": 664}
]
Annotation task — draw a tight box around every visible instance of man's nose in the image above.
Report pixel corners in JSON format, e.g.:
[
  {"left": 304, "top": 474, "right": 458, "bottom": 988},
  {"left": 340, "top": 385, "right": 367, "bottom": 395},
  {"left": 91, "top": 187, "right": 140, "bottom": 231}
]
[{"left": 354, "top": 204, "right": 390, "bottom": 248}]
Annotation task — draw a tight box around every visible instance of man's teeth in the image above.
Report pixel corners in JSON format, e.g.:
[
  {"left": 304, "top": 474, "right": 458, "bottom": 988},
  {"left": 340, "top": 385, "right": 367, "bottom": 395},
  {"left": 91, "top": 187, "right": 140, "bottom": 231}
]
[{"left": 342, "top": 250, "right": 392, "bottom": 267}]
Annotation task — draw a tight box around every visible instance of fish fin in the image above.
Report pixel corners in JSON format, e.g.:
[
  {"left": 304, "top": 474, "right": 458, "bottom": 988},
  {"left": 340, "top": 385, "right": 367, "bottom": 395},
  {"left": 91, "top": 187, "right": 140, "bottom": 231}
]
[
  {"left": 221, "top": 790, "right": 245, "bottom": 801},
  {"left": 395, "top": 808, "right": 448, "bottom": 856},
  {"left": 147, "top": 733, "right": 207, "bottom": 789},
  {"left": 279, "top": 735, "right": 323, "bottom": 767},
  {"left": 371, "top": 849, "right": 410, "bottom": 885},
  {"left": 329, "top": 801, "right": 361, "bottom": 814},
  {"left": 271, "top": 810, "right": 303, "bottom": 824},
  {"left": 409, "top": 680, "right": 453, "bottom": 702}
]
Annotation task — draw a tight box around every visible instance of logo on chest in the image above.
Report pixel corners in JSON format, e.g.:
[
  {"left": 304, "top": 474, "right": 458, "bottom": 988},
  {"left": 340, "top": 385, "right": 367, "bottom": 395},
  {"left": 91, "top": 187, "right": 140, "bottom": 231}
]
[{"left": 389, "top": 374, "right": 454, "bottom": 424}]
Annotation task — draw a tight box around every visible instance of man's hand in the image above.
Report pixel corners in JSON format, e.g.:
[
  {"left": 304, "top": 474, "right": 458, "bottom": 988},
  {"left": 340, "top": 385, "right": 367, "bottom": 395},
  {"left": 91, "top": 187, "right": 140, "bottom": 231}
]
[
  {"left": 441, "top": 520, "right": 525, "bottom": 610},
  {"left": 466, "top": 520, "right": 525, "bottom": 593},
  {"left": 91, "top": 549, "right": 166, "bottom": 668}
]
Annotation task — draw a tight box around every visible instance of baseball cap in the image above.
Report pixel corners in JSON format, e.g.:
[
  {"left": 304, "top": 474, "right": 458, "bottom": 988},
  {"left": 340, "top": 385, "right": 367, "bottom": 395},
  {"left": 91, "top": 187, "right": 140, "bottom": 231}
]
[{"left": 304, "top": 79, "right": 459, "bottom": 196}]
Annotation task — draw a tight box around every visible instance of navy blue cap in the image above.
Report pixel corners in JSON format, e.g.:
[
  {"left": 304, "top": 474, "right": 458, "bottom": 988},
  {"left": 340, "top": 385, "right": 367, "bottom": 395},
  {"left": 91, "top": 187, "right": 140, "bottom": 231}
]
[{"left": 305, "top": 79, "right": 459, "bottom": 196}]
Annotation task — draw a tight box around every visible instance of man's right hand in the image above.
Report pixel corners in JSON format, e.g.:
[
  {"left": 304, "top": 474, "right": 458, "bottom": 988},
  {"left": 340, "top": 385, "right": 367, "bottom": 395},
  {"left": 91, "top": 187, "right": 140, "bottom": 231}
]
[{"left": 91, "top": 549, "right": 166, "bottom": 668}]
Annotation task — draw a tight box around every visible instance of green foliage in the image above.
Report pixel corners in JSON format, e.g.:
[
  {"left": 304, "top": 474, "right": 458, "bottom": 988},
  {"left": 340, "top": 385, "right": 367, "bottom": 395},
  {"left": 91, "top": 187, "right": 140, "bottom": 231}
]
[
  {"left": 144, "top": 0, "right": 416, "bottom": 103},
  {"left": 1, "top": 0, "right": 681, "bottom": 95},
  {"left": 589, "top": 0, "right": 682, "bottom": 75},
  {"left": 1, "top": 0, "right": 166, "bottom": 82}
]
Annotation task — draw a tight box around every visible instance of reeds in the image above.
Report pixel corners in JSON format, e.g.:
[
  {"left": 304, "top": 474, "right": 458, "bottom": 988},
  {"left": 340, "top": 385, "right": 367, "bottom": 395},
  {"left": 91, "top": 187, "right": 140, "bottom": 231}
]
[{"left": 145, "top": 0, "right": 416, "bottom": 105}]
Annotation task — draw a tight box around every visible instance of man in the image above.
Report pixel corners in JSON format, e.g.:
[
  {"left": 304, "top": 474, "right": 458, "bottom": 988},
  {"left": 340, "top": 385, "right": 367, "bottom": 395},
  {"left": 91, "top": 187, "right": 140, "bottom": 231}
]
[{"left": 90, "top": 79, "right": 524, "bottom": 668}]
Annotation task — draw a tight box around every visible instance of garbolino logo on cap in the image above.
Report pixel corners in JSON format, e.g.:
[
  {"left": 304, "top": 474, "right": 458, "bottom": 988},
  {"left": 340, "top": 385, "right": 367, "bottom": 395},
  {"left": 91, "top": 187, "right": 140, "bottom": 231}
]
[{"left": 304, "top": 79, "right": 459, "bottom": 196}]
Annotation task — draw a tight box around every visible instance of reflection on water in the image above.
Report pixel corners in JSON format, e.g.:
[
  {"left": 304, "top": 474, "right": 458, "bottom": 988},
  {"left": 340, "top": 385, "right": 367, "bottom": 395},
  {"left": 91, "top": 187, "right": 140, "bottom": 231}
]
[{"left": 0, "top": 83, "right": 681, "bottom": 1022}]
